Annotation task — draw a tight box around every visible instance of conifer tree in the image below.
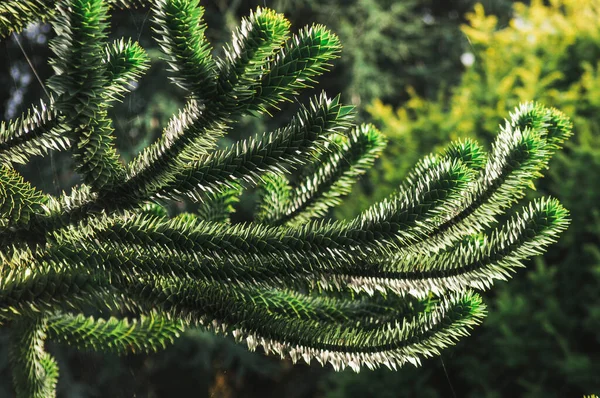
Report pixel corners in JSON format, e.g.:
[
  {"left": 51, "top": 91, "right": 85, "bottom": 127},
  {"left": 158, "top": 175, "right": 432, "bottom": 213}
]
[{"left": 0, "top": 1, "right": 572, "bottom": 396}]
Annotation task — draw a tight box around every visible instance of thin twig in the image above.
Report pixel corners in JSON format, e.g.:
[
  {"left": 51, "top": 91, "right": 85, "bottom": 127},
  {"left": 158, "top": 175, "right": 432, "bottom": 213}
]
[{"left": 12, "top": 31, "right": 50, "bottom": 100}]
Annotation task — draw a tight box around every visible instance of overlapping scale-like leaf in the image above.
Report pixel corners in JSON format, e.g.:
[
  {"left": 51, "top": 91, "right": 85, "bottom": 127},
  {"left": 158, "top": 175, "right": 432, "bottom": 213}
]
[
  {"left": 0, "top": 254, "right": 111, "bottom": 318},
  {"left": 122, "top": 4, "right": 339, "bottom": 214},
  {"left": 330, "top": 197, "right": 570, "bottom": 297},
  {"left": 48, "top": 0, "right": 126, "bottom": 190},
  {"left": 111, "top": 93, "right": 352, "bottom": 209},
  {"left": 417, "top": 103, "right": 572, "bottom": 253},
  {"left": 0, "top": 0, "right": 147, "bottom": 38},
  {"left": 0, "top": 38, "right": 149, "bottom": 168},
  {"left": 257, "top": 124, "right": 387, "bottom": 226},
  {"left": 0, "top": 165, "right": 47, "bottom": 225},
  {"left": 160, "top": 93, "right": 354, "bottom": 200},
  {"left": 0, "top": 1, "right": 574, "bottom": 394},
  {"left": 0, "top": 98, "right": 69, "bottom": 165},
  {"left": 32, "top": 157, "right": 478, "bottom": 295},
  {"left": 194, "top": 184, "right": 242, "bottom": 223},
  {"left": 248, "top": 24, "right": 342, "bottom": 114},
  {"left": 128, "top": 277, "right": 486, "bottom": 371},
  {"left": 217, "top": 7, "right": 291, "bottom": 110},
  {"left": 107, "top": 155, "right": 470, "bottom": 263},
  {"left": 1, "top": 0, "right": 56, "bottom": 38},
  {"left": 46, "top": 313, "right": 184, "bottom": 353},
  {"left": 103, "top": 38, "right": 150, "bottom": 103},
  {"left": 9, "top": 318, "right": 58, "bottom": 398},
  {"left": 153, "top": 0, "right": 216, "bottom": 99}
]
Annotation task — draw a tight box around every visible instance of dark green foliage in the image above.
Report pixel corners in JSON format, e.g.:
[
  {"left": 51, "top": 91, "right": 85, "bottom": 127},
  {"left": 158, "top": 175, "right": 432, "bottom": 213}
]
[
  {"left": 0, "top": 1, "right": 57, "bottom": 39},
  {"left": 0, "top": 0, "right": 146, "bottom": 39},
  {"left": 0, "top": 1, "right": 571, "bottom": 396},
  {"left": 0, "top": 99, "right": 66, "bottom": 165},
  {"left": 153, "top": 0, "right": 216, "bottom": 99},
  {"left": 216, "top": 7, "right": 291, "bottom": 111},
  {"left": 0, "top": 165, "right": 47, "bottom": 225},
  {"left": 46, "top": 313, "right": 184, "bottom": 354},
  {"left": 47, "top": 0, "right": 127, "bottom": 190},
  {"left": 194, "top": 184, "right": 242, "bottom": 223},
  {"left": 9, "top": 318, "right": 58, "bottom": 398},
  {"left": 257, "top": 124, "right": 387, "bottom": 226}
]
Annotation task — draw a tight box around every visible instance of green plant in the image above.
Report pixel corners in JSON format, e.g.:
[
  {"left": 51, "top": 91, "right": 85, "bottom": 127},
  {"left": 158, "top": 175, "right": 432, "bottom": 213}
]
[
  {"left": 0, "top": 1, "right": 572, "bottom": 397},
  {"left": 330, "top": 1, "right": 600, "bottom": 396}
]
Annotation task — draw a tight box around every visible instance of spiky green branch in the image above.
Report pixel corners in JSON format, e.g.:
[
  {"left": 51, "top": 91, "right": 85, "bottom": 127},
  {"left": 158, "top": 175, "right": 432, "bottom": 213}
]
[{"left": 0, "top": 0, "right": 572, "bottom": 396}]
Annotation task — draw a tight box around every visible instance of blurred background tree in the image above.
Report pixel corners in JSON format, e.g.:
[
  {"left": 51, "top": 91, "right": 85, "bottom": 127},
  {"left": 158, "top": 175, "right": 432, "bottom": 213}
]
[{"left": 1, "top": 0, "right": 598, "bottom": 397}]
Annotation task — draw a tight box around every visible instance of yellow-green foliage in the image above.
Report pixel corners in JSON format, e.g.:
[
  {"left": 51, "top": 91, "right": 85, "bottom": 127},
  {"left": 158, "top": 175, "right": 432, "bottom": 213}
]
[{"left": 340, "top": 0, "right": 600, "bottom": 219}]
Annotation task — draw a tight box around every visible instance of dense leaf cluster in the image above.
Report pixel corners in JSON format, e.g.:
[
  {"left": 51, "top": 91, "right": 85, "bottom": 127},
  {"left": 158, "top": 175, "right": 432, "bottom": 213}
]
[{"left": 0, "top": 1, "right": 571, "bottom": 397}]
